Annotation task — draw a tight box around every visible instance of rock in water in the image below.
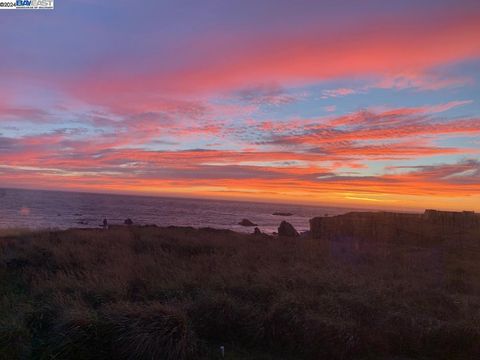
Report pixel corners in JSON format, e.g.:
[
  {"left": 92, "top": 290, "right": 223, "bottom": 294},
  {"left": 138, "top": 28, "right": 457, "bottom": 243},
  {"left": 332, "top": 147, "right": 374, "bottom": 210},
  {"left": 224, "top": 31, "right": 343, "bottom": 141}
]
[
  {"left": 273, "top": 212, "right": 293, "bottom": 216},
  {"left": 239, "top": 219, "right": 258, "bottom": 227},
  {"left": 124, "top": 218, "right": 133, "bottom": 225},
  {"left": 253, "top": 227, "right": 262, "bottom": 235},
  {"left": 278, "top": 221, "right": 299, "bottom": 237}
]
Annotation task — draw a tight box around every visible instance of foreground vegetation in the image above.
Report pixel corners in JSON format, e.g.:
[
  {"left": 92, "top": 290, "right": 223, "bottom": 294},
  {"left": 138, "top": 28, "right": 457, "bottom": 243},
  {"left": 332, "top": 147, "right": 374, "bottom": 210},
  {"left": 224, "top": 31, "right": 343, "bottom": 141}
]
[{"left": 1, "top": 225, "right": 479, "bottom": 359}]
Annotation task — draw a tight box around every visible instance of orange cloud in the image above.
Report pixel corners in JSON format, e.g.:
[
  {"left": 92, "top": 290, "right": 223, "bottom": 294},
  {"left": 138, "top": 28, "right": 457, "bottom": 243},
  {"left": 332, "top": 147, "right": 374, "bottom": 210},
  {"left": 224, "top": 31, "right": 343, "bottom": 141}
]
[{"left": 1, "top": 159, "right": 479, "bottom": 211}]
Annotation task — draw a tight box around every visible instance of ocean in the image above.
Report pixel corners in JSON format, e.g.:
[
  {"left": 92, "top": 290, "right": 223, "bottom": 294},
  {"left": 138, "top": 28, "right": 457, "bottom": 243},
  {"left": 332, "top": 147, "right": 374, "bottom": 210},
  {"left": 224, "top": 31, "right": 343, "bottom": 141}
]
[{"left": 0, "top": 188, "right": 354, "bottom": 234}]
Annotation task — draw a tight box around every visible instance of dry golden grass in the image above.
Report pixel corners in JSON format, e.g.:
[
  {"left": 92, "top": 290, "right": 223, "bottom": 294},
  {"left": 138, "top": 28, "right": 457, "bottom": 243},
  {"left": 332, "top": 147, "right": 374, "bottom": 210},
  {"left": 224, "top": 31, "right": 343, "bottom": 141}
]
[{"left": 1, "top": 225, "right": 480, "bottom": 359}]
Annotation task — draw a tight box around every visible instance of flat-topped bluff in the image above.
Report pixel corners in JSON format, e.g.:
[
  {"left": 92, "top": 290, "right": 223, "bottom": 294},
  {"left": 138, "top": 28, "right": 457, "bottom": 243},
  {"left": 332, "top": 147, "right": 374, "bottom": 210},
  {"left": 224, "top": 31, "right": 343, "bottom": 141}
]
[{"left": 310, "top": 209, "right": 480, "bottom": 243}]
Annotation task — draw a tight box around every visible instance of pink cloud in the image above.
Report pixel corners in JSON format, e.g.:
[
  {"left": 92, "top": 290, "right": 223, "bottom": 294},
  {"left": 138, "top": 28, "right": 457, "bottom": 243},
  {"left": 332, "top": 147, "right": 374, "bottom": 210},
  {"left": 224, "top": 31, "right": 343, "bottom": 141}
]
[
  {"left": 321, "top": 88, "right": 357, "bottom": 98},
  {"left": 65, "top": 9, "right": 480, "bottom": 110},
  {"left": 423, "top": 100, "right": 473, "bottom": 114},
  {"left": 374, "top": 71, "right": 474, "bottom": 91},
  {"left": 324, "top": 105, "right": 337, "bottom": 112},
  {"left": 271, "top": 109, "right": 480, "bottom": 147}
]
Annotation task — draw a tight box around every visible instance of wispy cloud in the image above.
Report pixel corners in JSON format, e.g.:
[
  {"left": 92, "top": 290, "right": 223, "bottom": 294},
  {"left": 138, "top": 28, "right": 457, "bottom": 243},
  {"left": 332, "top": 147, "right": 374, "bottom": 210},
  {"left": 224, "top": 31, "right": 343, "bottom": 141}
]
[{"left": 321, "top": 88, "right": 357, "bottom": 99}]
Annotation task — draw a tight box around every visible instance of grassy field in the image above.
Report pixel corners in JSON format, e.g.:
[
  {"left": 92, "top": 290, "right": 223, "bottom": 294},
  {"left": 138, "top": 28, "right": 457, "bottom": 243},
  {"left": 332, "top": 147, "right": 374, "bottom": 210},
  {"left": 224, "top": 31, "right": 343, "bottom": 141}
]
[{"left": 1, "top": 225, "right": 479, "bottom": 359}]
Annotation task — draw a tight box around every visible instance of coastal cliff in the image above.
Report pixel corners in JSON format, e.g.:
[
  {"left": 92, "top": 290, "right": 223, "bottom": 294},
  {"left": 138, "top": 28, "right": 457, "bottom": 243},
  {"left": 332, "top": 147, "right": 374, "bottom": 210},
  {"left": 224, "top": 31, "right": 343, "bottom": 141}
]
[{"left": 309, "top": 209, "right": 480, "bottom": 243}]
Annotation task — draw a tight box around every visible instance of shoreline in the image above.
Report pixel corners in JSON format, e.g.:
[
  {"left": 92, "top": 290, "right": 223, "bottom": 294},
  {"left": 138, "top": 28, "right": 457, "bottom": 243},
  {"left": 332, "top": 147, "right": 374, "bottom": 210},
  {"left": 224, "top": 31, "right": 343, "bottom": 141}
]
[{"left": 2, "top": 207, "right": 479, "bottom": 241}]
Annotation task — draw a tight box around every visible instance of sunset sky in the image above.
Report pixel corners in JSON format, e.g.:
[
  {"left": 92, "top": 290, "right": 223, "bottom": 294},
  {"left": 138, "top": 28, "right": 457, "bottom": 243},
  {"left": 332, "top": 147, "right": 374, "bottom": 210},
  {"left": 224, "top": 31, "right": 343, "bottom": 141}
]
[{"left": 1, "top": 0, "right": 479, "bottom": 211}]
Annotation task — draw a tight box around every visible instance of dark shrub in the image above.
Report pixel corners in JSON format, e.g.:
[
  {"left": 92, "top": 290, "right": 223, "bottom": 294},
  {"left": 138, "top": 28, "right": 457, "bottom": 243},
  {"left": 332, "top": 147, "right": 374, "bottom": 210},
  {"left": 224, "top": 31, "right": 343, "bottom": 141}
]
[
  {"left": 0, "top": 320, "right": 31, "bottom": 360},
  {"left": 131, "top": 238, "right": 155, "bottom": 254},
  {"left": 423, "top": 321, "right": 480, "bottom": 359},
  {"left": 126, "top": 277, "right": 148, "bottom": 302},
  {"left": 264, "top": 299, "right": 359, "bottom": 359},
  {"left": 104, "top": 302, "right": 197, "bottom": 360},
  {"left": 49, "top": 308, "right": 112, "bottom": 360},
  {"left": 188, "top": 294, "right": 264, "bottom": 344}
]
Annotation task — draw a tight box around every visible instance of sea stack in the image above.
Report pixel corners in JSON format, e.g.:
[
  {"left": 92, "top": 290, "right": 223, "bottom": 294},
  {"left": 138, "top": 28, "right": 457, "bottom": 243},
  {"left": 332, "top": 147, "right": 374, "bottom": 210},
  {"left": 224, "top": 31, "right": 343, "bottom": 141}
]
[
  {"left": 278, "top": 221, "right": 299, "bottom": 237},
  {"left": 239, "top": 219, "right": 258, "bottom": 227}
]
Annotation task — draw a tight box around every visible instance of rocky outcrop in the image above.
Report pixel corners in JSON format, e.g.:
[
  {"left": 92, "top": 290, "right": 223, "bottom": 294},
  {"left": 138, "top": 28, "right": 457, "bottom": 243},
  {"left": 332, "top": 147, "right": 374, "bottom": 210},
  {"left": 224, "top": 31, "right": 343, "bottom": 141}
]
[
  {"left": 253, "top": 227, "right": 262, "bottom": 235},
  {"left": 309, "top": 209, "right": 480, "bottom": 243},
  {"left": 273, "top": 212, "right": 293, "bottom": 216},
  {"left": 278, "top": 221, "right": 299, "bottom": 237},
  {"left": 239, "top": 219, "right": 258, "bottom": 227}
]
